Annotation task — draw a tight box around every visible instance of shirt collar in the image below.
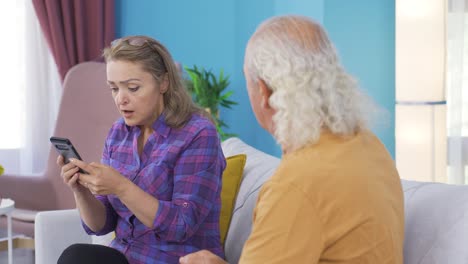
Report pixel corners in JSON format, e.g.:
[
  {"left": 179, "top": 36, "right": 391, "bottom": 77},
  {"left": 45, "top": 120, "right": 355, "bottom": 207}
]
[{"left": 151, "top": 113, "right": 171, "bottom": 138}]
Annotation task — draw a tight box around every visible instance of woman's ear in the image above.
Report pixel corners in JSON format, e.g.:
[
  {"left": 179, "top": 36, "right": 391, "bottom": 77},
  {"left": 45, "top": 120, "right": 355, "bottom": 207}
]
[
  {"left": 160, "top": 73, "right": 169, "bottom": 94},
  {"left": 258, "top": 79, "right": 273, "bottom": 109}
]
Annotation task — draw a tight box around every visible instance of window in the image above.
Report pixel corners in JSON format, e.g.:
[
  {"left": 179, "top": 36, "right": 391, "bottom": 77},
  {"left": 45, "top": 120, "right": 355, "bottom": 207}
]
[
  {"left": 397, "top": 0, "right": 468, "bottom": 184},
  {"left": 0, "top": 1, "right": 25, "bottom": 149},
  {"left": 395, "top": 0, "right": 447, "bottom": 183},
  {"left": 446, "top": 1, "right": 468, "bottom": 184},
  {"left": 0, "top": 0, "right": 61, "bottom": 175}
]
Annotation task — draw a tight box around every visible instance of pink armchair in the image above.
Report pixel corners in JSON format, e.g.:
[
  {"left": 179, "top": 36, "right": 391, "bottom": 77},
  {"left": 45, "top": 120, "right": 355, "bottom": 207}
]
[{"left": 0, "top": 62, "right": 119, "bottom": 237}]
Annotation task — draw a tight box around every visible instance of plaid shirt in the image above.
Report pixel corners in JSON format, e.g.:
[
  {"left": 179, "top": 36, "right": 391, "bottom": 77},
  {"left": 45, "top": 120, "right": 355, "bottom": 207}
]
[{"left": 82, "top": 114, "right": 226, "bottom": 264}]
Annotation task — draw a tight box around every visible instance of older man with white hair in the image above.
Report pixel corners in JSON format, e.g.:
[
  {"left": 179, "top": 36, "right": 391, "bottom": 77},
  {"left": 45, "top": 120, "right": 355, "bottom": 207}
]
[{"left": 180, "top": 15, "right": 404, "bottom": 264}]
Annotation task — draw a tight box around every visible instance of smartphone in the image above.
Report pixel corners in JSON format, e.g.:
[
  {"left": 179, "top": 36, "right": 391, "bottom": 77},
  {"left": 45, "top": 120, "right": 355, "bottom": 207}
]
[{"left": 50, "top": 136, "right": 86, "bottom": 173}]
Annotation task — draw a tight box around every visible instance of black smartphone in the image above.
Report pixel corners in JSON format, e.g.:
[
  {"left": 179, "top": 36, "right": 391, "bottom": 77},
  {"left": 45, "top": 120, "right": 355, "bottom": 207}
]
[{"left": 50, "top": 136, "right": 86, "bottom": 173}]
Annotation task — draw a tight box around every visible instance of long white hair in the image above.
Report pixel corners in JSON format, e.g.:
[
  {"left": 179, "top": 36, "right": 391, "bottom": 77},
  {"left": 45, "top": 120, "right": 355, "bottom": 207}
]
[{"left": 245, "top": 15, "right": 379, "bottom": 152}]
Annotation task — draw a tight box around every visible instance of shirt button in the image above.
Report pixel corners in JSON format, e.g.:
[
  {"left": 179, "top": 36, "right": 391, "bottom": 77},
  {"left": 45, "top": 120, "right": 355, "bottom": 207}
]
[{"left": 182, "top": 202, "right": 188, "bottom": 208}]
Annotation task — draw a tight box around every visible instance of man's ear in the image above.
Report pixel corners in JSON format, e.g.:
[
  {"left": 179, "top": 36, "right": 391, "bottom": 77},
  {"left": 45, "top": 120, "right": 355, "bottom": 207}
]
[{"left": 258, "top": 79, "right": 273, "bottom": 109}]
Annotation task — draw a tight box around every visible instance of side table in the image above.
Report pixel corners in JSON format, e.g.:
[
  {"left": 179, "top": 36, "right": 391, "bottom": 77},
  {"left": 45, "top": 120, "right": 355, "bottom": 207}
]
[{"left": 0, "top": 198, "right": 14, "bottom": 264}]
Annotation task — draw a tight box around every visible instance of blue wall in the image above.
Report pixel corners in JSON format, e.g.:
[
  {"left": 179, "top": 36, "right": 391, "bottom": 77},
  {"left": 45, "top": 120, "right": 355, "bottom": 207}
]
[
  {"left": 324, "top": 0, "right": 396, "bottom": 157},
  {"left": 115, "top": 0, "right": 395, "bottom": 157}
]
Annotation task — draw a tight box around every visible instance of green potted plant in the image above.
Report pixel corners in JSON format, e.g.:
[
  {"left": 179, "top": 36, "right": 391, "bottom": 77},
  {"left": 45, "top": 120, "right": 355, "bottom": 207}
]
[{"left": 184, "top": 65, "right": 237, "bottom": 140}]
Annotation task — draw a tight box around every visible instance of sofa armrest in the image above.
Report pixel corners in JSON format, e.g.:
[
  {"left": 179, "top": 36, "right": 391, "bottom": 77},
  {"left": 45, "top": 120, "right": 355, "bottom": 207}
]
[
  {"left": 35, "top": 209, "right": 92, "bottom": 264},
  {"left": 402, "top": 180, "right": 468, "bottom": 264},
  {"left": 221, "top": 138, "right": 280, "bottom": 263}
]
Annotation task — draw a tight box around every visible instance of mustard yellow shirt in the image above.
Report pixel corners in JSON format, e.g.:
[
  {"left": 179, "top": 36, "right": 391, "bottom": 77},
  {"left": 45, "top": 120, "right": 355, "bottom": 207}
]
[{"left": 239, "top": 130, "right": 404, "bottom": 264}]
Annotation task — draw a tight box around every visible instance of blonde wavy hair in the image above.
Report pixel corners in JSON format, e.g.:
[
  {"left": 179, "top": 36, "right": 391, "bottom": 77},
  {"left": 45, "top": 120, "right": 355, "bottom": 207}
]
[
  {"left": 103, "top": 35, "right": 209, "bottom": 128},
  {"left": 245, "top": 16, "right": 379, "bottom": 152}
]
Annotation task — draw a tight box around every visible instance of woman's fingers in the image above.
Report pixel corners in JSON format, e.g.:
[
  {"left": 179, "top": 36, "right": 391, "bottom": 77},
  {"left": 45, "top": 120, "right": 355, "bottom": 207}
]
[
  {"left": 69, "top": 173, "right": 79, "bottom": 185},
  {"left": 61, "top": 161, "right": 77, "bottom": 173},
  {"left": 62, "top": 167, "right": 80, "bottom": 182},
  {"left": 57, "top": 156, "right": 90, "bottom": 192},
  {"left": 79, "top": 173, "right": 96, "bottom": 187},
  {"left": 70, "top": 162, "right": 118, "bottom": 195},
  {"left": 69, "top": 159, "right": 94, "bottom": 174},
  {"left": 78, "top": 179, "right": 97, "bottom": 194},
  {"left": 56, "top": 155, "right": 64, "bottom": 166},
  {"left": 89, "top": 162, "right": 106, "bottom": 169}
]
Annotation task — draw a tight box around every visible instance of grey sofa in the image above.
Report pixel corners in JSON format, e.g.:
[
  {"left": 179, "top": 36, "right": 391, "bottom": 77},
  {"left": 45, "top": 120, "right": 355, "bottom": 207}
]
[{"left": 35, "top": 137, "right": 468, "bottom": 264}]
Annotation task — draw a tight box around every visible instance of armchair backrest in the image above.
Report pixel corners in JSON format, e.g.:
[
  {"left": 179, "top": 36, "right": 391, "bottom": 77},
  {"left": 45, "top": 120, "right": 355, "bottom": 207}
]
[{"left": 46, "top": 62, "right": 119, "bottom": 209}]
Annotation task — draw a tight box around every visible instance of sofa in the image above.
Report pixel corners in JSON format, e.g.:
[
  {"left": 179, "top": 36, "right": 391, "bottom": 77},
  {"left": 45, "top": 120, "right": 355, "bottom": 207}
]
[{"left": 35, "top": 137, "right": 468, "bottom": 264}]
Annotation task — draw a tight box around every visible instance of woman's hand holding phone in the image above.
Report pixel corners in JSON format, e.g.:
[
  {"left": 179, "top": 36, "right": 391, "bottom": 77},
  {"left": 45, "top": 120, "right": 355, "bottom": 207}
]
[
  {"left": 57, "top": 155, "right": 89, "bottom": 193},
  {"left": 68, "top": 158, "right": 131, "bottom": 197},
  {"left": 51, "top": 136, "right": 91, "bottom": 193}
]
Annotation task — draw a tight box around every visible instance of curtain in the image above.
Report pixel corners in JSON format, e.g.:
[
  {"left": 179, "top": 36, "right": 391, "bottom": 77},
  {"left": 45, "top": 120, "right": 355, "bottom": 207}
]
[
  {"left": 32, "top": 0, "right": 115, "bottom": 81},
  {"left": 447, "top": 0, "right": 468, "bottom": 184},
  {"left": 22, "top": 0, "right": 63, "bottom": 174}
]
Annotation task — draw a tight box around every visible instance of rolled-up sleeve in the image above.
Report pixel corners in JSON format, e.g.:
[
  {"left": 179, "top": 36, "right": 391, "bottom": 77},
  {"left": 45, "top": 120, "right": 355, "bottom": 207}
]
[{"left": 152, "top": 127, "right": 225, "bottom": 242}]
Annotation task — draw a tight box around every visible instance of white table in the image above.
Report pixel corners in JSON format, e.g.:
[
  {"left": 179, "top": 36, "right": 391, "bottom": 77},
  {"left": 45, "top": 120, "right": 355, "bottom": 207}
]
[{"left": 0, "top": 198, "right": 15, "bottom": 264}]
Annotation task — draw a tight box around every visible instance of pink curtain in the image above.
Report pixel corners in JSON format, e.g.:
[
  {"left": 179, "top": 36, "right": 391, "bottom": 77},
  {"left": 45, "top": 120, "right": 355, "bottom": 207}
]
[{"left": 32, "top": 0, "right": 115, "bottom": 81}]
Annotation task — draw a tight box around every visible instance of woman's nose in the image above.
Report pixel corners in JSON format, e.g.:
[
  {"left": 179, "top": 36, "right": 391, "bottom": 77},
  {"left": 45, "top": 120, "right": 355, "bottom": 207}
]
[{"left": 116, "top": 91, "right": 129, "bottom": 105}]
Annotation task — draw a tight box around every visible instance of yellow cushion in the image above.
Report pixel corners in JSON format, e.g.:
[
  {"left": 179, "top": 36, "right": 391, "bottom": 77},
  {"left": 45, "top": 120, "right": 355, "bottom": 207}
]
[{"left": 219, "top": 154, "right": 247, "bottom": 244}]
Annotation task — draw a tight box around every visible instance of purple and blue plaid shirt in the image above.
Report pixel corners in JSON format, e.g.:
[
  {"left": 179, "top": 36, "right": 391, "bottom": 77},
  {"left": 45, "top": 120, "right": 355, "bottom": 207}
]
[{"left": 82, "top": 113, "right": 226, "bottom": 264}]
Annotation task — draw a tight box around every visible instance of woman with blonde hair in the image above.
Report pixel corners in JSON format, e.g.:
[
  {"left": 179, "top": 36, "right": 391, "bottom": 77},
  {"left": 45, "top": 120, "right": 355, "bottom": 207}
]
[{"left": 57, "top": 35, "right": 225, "bottom": 264}]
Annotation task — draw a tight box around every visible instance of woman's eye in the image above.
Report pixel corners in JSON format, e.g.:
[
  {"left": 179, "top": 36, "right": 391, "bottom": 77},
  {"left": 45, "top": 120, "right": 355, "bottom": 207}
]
[
  {"left": 110, "top": 87, "right": 118, "bottom": 92},
  {"left": 129, "top": 86, "right": 140, "bottom": 92}
]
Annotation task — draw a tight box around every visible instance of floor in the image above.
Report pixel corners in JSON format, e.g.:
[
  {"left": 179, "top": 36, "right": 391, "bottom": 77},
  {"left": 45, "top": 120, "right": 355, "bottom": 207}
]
[
  {"left": 0, "top": 228, "right": 34, "bottom": 264},
  {"left": 0, "top": 248, "right": 34, "bottom": 264}
]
